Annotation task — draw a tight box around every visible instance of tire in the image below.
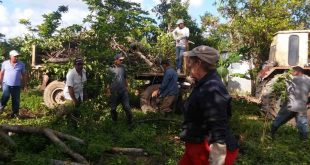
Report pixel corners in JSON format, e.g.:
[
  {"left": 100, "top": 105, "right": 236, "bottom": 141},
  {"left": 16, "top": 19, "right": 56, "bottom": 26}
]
[
  {"left": 140, "top": 84, "right": 160, "bottom": 113},
  {"left": 43, "top": 81, "right": 66, "bottom": 109}
]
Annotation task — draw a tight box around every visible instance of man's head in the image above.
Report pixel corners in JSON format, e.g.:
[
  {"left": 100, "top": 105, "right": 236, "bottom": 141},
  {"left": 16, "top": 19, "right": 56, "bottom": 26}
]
[
  {"left": 176, "top": 19, "right": 185, "bottom": 29},
  {"left": 9, "top": 50, "right": 20, "bottom": 63},
  {"left": 183, "top": 45, "right": 219, "bottom": 80},
  {"left": 74, "top": 58, "right": 84, "bottom": 72},
  {"left": 160, "top": 59, "right": 170, "bottom": 70},
  {"left": 292, "top": 66, "right": 304, "bottom": 76},
  {"left": 114, "top": 53, "right": 124, "bottom": 65}
]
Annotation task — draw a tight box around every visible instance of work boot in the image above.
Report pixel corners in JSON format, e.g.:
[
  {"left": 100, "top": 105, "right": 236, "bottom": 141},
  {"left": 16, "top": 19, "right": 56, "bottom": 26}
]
[
  {"left": 164, "top": 111, "right": 173, "bottom": 118},
  {"left": 299, "top": 133, "right": 308, "bottom": 141},
  {"left": 126, "top": 112, "right": 133, "bottom": 125},
  {"left": 10, "top": 113, "right": 19, "bottom": 119},
  {"left": 111, "top": 110, "right": 118, "bottom": 122}
]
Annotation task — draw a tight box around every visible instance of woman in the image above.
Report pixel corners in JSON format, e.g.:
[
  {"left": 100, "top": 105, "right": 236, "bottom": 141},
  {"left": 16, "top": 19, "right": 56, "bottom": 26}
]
[{"left": 179, "top": 45, "right": 239, "bottom": 165}]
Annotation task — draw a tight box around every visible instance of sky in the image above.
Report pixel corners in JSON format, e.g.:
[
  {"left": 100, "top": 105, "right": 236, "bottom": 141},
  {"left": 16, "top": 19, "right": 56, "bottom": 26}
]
[{"left": 0, "top": 0, "right": 218, "bottom": 39}]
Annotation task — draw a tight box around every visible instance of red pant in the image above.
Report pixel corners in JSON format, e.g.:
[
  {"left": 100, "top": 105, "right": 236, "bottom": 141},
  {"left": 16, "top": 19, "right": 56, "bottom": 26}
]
[{"left": 179, "top": 139, "right": 239, "bottom": 165}]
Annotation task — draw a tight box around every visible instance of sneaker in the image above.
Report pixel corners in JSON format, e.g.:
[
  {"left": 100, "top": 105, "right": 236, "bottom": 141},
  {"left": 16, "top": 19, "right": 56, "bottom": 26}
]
[
  {"left": 177, "top": 69, "right": 181, "bottom": 74},
  {"left": 10, "top": 113, "right": 19, "bottom": 119}
]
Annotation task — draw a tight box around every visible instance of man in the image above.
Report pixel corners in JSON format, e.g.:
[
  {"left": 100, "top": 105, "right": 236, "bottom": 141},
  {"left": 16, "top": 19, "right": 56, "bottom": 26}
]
[
  {"left": 271, "top": 66, "right": 310, "bottom": 140},
  {"left": 107, "top": 54, "right": 133, "bottom": 124},
  {"left": 179, "top": 45, "right": 239, "bottom": 165},
  {"left": 151, "top": 59, "right": 179, "bottom": 116},
  {"left": 63, "top": 58, "right": 87, "bottom": 126},
  {"left": 0, "top": 50, "right": 26, "bottom": 118},
  {"left": 172, "top": 19, "right": 190, "bottom": 74}
]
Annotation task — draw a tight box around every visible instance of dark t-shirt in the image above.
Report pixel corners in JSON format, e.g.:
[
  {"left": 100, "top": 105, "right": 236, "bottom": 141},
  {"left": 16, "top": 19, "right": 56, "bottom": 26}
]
[{"left": 109, "top": 64, "right": 127, "bottom": 92}]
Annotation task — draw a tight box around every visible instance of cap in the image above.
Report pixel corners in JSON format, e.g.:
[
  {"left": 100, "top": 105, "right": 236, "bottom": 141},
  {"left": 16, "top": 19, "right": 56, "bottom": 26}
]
[
  {"left": 114, "top": 54, "right": 125, "bottom": 60},
  {"left": 176, "top": 19, "right": 184, "bottom": 25},
  {"left": 183, "top": 45, "right": 219, "bottom": 65},
  {"left": 74, "top": 58, "right": 84, "bottom": 65},
  {"left": 9, "top": 50, "right": 20, "bottom": 56},
  {"left": 160, "top": 58, "right": 170, "bottom": 65},
  {"left": 292, "top": 66, "right": 304, "bottom": 73}
]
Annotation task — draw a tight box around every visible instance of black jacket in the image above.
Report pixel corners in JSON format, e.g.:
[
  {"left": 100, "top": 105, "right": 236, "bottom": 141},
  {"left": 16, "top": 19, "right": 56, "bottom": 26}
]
[{"left": 180, "top": 70, "right": 238, "bottom": 151}]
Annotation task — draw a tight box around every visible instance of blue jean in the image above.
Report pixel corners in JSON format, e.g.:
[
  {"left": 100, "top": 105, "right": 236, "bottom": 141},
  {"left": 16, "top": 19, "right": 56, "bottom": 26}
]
[
  {"left": 110, "top": 90, "right": 132, "bottom": 123},
  {"left": 1, "top": 83, "right": 21, "bottom": 114},
  {"left": 176, "top": 46, "right": 186, "bottom": 70},
  {"left": 271, "top": 104, "right": 308, "bottom": 138}
]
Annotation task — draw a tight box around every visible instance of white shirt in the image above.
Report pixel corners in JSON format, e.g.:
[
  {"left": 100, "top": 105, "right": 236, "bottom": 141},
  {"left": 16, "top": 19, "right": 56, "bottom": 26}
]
[
  {"left": 172, "top": 26, "right": 190, "bottom": 47},
  {"left": 64, "top": 68, "right": 87, "bottom": 101}
]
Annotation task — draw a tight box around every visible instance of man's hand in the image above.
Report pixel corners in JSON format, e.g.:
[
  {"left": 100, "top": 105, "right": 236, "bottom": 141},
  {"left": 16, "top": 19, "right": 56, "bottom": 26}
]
[
  {"left": 152, "top": 90, "right": 159, "bottom": 98},
  {"left": 106, "top": 89, "right": 111, "bottom": 97},
  {"left": 209, "top": 143, "right": 227, "bottom": 165}
]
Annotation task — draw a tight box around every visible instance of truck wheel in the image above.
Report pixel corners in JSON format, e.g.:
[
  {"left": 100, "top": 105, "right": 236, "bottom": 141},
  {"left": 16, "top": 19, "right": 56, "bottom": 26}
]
[
  {"left": 44, "top": 81, "right": 66, "bottom": 109},
  {"left": 140, "top": 84, "right": 160, "bottom": 113},
  {"left": 260, "top": 76, "right": 295, "bottom": 125}
]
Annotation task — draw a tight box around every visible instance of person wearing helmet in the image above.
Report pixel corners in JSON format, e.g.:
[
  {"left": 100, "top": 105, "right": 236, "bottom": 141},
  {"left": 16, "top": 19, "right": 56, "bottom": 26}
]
[
  {"left": 172, "top": 19, "right": 190, "bottom": 74},
  {"left": 179, "top": 45, "right": 239, "bottom": 165},
  {"left": 0, "top": 50, "right": 26, "bottom": 118}
]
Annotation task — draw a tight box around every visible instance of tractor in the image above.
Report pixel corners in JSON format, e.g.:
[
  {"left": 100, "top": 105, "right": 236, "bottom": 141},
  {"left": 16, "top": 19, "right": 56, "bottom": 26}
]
[{"left": 255, "top": 30, "right": 310, "bottom": 124}]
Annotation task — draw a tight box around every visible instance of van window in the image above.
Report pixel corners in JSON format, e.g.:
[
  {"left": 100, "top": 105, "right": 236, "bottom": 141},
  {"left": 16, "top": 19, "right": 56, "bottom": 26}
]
[{"left": 288, "top": 35, "right": 299, "bottom": 66}]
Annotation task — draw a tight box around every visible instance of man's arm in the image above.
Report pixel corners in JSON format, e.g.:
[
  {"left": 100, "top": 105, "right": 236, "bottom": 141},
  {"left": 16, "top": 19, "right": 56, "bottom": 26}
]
[
  {"left": 0, "top": 70, "right": 4, "bottom": 85},
  {"left": 22, "top": 72, "right": 27, "bottom": 90},
  {"left": 125, "top": 78, "right": 129, "bottom": 90},
  {"left": 172, "top": 28, "right": 178, "bottom": 40},
  {"left": 68, "top": 86, "right": 78, "bottom": 105},
  {"left": 159, "top": 71, "right": 171, "bottom": 96},
  {"left": 66, "top": 70, "right": 78, "bottom": 105}
]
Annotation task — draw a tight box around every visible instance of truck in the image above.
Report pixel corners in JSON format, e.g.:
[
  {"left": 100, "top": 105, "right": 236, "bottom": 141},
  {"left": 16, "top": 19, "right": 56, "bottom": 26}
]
[{"left": 255, "top": 30, "right": 310, "bottom": 124}]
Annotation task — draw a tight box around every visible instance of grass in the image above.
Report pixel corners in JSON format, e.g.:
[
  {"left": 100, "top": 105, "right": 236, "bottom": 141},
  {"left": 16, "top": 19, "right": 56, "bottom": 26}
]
[{"left": 1, "top": 91, "right": 310, "bottom": 164}]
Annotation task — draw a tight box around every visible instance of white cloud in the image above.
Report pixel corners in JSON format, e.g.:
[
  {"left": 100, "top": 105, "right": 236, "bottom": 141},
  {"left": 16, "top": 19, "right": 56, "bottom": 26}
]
[
  {"left": 188, "top": 0, "right": 203, "bottom": 7},
  {"left": 127, "top": 0, "right": 144, "bottom": 3},
  {"left": 0, "top": 1, "right": 89, "bottom": 39},
  {"left": 153, "top": 0, "right": 203, "bottom": 8},
  {"left": 0, "top": 5, "right": 8, "bottom": 24}
]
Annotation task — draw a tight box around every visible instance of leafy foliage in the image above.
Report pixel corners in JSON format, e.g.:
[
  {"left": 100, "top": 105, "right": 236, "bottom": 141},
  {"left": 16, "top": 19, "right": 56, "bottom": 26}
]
[
  {"left": 272, "top": 72, "right": 292, "bottom": 101},
  {"left": 216, "top": 0, "right": 310, "bottom": 66}
]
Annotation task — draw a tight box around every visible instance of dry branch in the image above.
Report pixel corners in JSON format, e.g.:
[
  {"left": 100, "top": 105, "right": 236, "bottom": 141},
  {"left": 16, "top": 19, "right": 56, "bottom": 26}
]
[
  {"left": 44, "top": 129, "right": 88, "bottom": 164},
  {"left": 0, "top": 124, "right": 88, "bottom": 164},
  {"left": 232, "top": 95, "right": 262, "bottom": 105},
  {"left": 132, "top": 51, "right": 154, "bottom": 68},
  {"left": 135, "top": 118, "right": 182, "bottom": 124},
  {"left": 50, "top": 159, "right": 88, "bottom": 165},
  {"left": 53, "top": 131, "right": 86, "bottom": 145},
  {"left": 108, "top": 147, "right": 147, "bottom": 156},
  {"left": 0, "top": 131, "right": 16, "bottom": 148}
]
